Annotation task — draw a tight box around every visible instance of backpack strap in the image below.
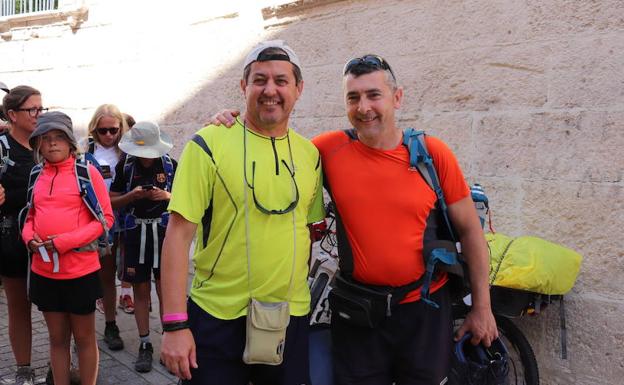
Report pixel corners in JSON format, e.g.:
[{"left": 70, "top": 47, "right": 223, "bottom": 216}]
[
  {"left": 343, "top": 128, "right": 358, "bottom": 140},
  {"left": 83, "top": 151, "right": 103, "bottom": 175},
  {"left": 75, "top": 155, "right": 110, "bottom": 254},
  {"left": 402, "top": 128, "right": 468, "bottom": 307},
  {"left": 123, "top": 154, "right": 136, "bottom": 194},
  {"left": 327, "top": 130, "right": 361, "bottom": 278},
  {"left": 18, "top": 162, "right": 44, "bottom": 232},
  {"left": 18, "top": 163, "right": 63, "bottom": 272},
  {"left": 161, "top": 154, "right": 174, "bottom": 192},
  {"left": 402, "top": 128, "right": 456, "bottom": 242},
  {"left": 87, "top": 136, "right": 96, "bottom": 154}
]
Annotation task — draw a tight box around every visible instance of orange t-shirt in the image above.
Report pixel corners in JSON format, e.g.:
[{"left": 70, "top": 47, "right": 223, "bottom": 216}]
[{"left": 313, "top": 130, "right": 469, "bottom": 302}]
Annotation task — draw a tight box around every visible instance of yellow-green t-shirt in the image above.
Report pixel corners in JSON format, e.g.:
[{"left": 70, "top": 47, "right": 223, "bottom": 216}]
[{"left": 168, "top": 119, "right": 325, "bottom": 319}]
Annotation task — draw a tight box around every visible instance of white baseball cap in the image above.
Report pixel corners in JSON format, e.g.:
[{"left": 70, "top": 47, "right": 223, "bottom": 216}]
[{"left": 243, "top": 40, "right": 301, "bottom": 70}]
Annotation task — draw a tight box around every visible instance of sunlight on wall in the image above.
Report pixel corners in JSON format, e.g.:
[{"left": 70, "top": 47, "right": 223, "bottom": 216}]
[
  {"left": 2, "top": 0, "right": 291, "bottom": 140},
  {"left": 105, "top": 1, "right": 271, "bottom": 123}
]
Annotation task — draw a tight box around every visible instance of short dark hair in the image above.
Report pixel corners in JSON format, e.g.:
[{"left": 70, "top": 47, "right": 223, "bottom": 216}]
[
  {"left": 243, "top": 47, "right": 303, "bottom": 85},
  {"left": 343, "top": 55, "right": 397, "bottom": 90}
]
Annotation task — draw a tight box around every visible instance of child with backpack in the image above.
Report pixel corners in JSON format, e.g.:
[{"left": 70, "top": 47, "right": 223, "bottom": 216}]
[
  {"left": 109, "top": 121, "right": 176, "bottom": 373},
  {"left": 21, "top": 111, "right": 114, "bottom": 385}
]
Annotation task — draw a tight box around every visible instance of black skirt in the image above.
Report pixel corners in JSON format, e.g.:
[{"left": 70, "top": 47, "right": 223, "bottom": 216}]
[{"left": 29, "top": 270, "right": 102, "bottom": 315}]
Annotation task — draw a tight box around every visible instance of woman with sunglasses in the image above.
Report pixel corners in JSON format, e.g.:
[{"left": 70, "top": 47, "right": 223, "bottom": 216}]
[
  {"left": 84, "top": 104, "right": 129, "bottom": 352},
  {"left": 0, "top": 85, "right": 46, "bottom": 385}
]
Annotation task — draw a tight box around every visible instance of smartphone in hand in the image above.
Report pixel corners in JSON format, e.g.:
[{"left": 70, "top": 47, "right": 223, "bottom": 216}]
[{"left": 141, "top": 184, "right": 154, "bottom": 190}]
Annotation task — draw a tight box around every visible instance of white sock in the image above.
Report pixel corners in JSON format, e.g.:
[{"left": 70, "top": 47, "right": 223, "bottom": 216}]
[
  {"left": 140, "top": 333, "right": 150, "bottom": 344},
  {"left": 121, "top": 287, "right": 132, "bottom": 297}
]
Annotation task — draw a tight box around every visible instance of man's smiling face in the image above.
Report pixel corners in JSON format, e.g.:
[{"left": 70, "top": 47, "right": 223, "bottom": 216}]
[
  {"left": 344, "top": 70, "right": 402, "bottom": 139},
  {"left": 241, "top": 60, "right": 303, "bottom": 135}
]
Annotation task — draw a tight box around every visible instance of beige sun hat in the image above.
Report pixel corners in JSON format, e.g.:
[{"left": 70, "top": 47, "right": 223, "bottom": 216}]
[{"left": 118, "top": 121, "right": 173, "bottom": 159}]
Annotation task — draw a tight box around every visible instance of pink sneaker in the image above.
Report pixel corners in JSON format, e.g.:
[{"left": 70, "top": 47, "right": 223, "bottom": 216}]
[
  {"left": 95, "top": 298, "right": 105, "bottom": 314},
  {"left": 118, "top": 294, "right": 135, "bottom": 314}
]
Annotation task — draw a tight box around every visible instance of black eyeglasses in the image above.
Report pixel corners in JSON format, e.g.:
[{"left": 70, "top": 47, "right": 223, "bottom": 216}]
[
  {"left": 96, "top": 127, "right": 120, "bottom": 136},
  {"left": 243, "top": 122, "right": 299, "bottom": 215},
  {"left": 343, "top": 55, "right": 396, "bottom": 81},
  {"left": 245, "top": 159, "right": 299, "bottom": 215},
  {"left": 15, "top": 107, "right": 48, "bottom": 117}
]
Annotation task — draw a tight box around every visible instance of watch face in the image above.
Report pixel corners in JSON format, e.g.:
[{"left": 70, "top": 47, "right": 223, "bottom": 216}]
[{"left": 100, "top": 165, "right": 112, "bottom": 179}]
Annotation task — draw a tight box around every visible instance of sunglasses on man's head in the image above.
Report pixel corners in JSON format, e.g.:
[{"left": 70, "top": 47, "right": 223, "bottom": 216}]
[
  {"left": 343, "top": 55, "right": 396, "bottom": 80},
  {"left": 96, "top": 127, "right": 120, "bottom": 135}
]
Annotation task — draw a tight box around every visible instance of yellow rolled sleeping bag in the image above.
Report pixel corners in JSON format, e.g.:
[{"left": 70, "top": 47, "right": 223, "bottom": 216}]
[{"left": 486, "top": 233, "right": 582, "bottom": 295}]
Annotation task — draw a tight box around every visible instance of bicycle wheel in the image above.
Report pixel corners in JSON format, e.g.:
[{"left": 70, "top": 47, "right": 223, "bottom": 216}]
[
  {"left": 452, "top": 311, "right": 539, "bottom": 385},
  {"left": 495, "top": 315, "right": 539, "bottom": 385}
]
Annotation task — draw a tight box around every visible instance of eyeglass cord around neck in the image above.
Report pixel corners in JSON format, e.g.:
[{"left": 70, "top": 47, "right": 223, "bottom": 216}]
[{"left": 242, "top": 118, "right": 297, "bottom": 302}]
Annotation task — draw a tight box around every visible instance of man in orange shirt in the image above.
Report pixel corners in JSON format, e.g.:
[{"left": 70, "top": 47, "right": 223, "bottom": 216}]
[{"left": 311, "top": 55, "right": 497, "bottom": 385}]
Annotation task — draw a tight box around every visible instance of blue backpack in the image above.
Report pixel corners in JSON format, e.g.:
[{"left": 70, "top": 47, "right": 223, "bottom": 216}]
[{"left": 402, "top": 128, "right": 489, "bottom": 307}]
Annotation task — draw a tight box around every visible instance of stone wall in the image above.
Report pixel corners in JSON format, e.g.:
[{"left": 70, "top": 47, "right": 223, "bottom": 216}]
[{"left": 1, "top": 1, "right": 623, "bottom": 383}]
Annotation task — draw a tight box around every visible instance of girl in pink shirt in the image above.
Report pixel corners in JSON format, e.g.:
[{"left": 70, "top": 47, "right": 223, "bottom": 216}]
[{"left": 21, "top": 111, "right": 114, "bottom": 385}]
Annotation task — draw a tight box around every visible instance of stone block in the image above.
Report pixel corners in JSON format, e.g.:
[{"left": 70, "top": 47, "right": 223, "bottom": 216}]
[
  {"left": 420, "top": 112, "right": 474, "bottom": 173},
  {"left": 395, "top": 43, "right": 549, "bottom": 113},
  {"left": 517, "top": 293, "right": 624, "bottom": 384},
  {"left": 548, "top": 34, "right": 624, "bottom": 108},
  {"left": 293, "top": 63, "right": 344, "bottom": 120},
  {"left": 520, "top": 181, "right": 624, "bottom": 296},
  {"left": 472, "top": 176, "right": 525, "bottom": 236},
  {"left": 526, "top": 0, "right": 624, "bottom": 38},
  {"left": 278, "top": 0, "right": 531, "bottom": 67},
  {"left": 474, "top": 110, "right": 624, "bottom": 182}
]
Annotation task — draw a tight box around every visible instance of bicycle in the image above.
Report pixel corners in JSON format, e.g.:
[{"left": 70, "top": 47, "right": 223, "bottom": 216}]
[
  {"left": 308, "top": 202, "right": 551, "bottom": 385},
  {"left": 309, "top": 202, "right": 339, "bottom": 325}
]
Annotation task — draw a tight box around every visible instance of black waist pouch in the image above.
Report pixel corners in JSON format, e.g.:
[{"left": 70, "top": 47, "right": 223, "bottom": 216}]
[{"left": 328, "top": 274, "right": 423, "bottom": 328}]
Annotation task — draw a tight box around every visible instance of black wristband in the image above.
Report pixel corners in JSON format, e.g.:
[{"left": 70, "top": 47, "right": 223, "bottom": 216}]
[{"left": 162, "top": 321, "right": 190, "bottom": 332}]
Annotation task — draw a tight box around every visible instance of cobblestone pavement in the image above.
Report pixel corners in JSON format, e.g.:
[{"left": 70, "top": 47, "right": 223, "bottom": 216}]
[{"left": 0, "top": 281, "right": 178, "bottom": 385}]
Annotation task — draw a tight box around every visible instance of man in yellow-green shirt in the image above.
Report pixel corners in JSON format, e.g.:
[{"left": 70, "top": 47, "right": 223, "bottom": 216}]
[{"left": 159, "top": 41, "right": 324, "bottom": 385}]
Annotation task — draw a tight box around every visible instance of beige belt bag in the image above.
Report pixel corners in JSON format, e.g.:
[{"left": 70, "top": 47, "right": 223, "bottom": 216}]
[{"left": 243, "top": 298, "right": 290, "bottom": 365}]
